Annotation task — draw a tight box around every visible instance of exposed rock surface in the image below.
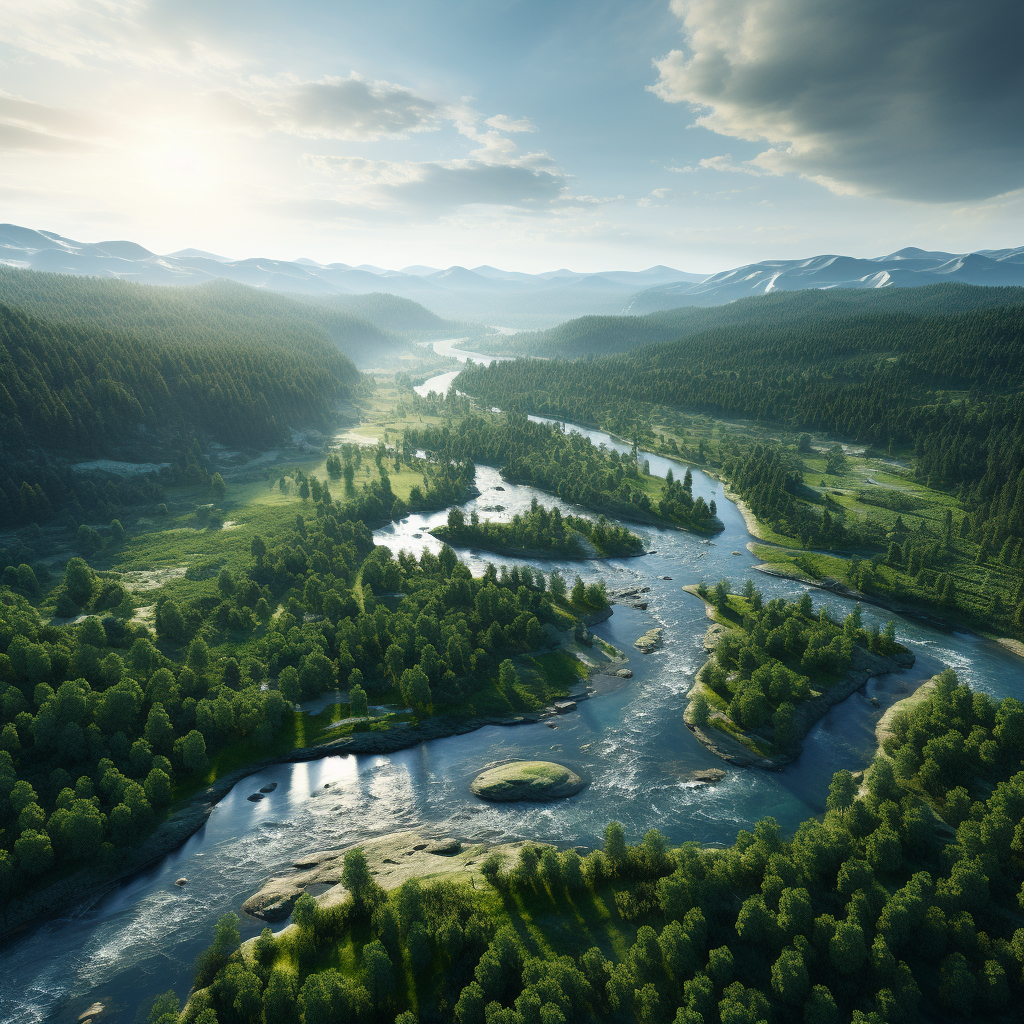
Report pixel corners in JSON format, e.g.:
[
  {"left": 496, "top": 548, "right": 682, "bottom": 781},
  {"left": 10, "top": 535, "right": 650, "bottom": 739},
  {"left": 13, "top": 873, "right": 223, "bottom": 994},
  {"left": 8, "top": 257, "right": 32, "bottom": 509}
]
[
  {"left": 689, "top": 769, "right": 727, "bottom": 784},
  {"left": 242, "top": 830, "right": 533, "bottom": 922},
  {"left": 470, "top": 760, "right": 586, "bottom": 802},
  {"left": 634, "top": 627, "right": 663, "bottom": 653}
]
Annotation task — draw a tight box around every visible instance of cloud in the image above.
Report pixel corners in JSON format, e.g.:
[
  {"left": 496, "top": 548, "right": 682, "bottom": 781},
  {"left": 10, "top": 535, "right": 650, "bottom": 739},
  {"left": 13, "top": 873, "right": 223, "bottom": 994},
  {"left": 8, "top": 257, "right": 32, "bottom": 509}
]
[
  {"left": 484, "top": 115, "right": 537, "bottom": 133},
  {"left": 651, "top": 0, "right": 1024, "bottom": 202},
  {"left": 266, "top": 74, "right": 442, "bottom": 140},
  {"left": 307, "top": 154, "right": 566, "bottom": 212},
  {"left": 671, "top": 154, "right": 767, "bottom": 176},
  {"left": 0, "top": 93, "right": 105, "bottom": 152}
]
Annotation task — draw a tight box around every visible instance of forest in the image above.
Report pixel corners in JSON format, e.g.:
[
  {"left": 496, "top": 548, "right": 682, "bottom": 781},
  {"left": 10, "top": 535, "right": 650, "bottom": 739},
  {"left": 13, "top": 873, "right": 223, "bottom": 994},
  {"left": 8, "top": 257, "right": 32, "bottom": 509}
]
[
  {"left": 0, "top": 271, "right": 379, "bottom": 529},
  {"left": 403, "top": 416, "right": 721, "bottom": 533},
  {"left": 478, "top": 284, "right": 1024, "bottom": 359},
  {"left": 431, "top": 499, "right": 645, "bottom": 559},
  {"left": 457, "top": 298, "right": 1024, "bottom": 636},
  {"left": 0, "top": 468, "right": 606, "bottom": 896},
  {"left": 163, "top": 667, "right": 1024, "bottom": 1024},
  {"left": 690, "top": 582, "right": 902, "bottom": 756}
]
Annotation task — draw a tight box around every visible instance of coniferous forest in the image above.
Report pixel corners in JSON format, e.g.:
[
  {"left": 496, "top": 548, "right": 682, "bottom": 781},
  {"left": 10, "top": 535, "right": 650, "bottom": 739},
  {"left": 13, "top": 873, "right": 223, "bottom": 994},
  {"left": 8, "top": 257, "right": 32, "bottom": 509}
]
[
  {"left": 458, "top": 294, "right": 1024, "bottom": 637},
  {"left": 3, "top": 263, "right": 1024, "bottom": 1024}
]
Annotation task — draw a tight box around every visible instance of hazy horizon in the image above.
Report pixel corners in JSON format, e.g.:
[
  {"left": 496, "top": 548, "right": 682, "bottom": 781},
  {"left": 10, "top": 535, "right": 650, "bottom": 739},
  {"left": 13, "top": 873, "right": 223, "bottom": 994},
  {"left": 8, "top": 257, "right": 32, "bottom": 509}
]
[{"left": 1, "top": 1, "right": 1022, "bottom": 273}]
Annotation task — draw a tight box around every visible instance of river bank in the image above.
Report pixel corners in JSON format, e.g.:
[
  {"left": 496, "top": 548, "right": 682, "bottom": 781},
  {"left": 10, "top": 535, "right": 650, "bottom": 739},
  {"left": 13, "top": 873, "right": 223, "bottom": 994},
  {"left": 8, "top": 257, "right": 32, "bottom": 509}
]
[{"left": 1, "top": 605, "right": 619, "bottom": 939}]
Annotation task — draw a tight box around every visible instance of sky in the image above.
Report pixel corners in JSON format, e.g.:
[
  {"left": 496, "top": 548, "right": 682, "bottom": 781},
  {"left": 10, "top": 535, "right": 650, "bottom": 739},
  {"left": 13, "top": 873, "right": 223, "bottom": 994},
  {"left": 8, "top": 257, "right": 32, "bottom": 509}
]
[{"left": 0, "top": 0, "right": 1021, "bottom": 273}]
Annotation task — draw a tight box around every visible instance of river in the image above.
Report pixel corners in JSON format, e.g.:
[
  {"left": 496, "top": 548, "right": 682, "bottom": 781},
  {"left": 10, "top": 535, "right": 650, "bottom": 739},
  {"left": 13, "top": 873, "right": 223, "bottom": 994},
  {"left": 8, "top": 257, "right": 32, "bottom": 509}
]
[{"left": 3, "top": 349, "right": 1023, "bottom": 1024}]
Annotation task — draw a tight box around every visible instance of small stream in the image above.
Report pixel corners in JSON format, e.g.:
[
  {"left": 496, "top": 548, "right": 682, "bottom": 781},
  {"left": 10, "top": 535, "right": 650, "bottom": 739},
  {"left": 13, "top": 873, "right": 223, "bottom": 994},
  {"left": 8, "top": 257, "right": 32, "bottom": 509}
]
[{"left": 3, "top": 343, "right": 1022, "bottom": 1024}]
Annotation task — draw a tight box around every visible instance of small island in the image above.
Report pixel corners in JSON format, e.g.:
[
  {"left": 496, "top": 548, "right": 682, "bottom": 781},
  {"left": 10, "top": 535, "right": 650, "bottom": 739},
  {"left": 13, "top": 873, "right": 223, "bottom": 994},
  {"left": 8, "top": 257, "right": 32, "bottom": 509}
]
[
  {"left": 682, "top": 579, "right": 914, "bottom": 766},
  {"left": 470, "top": 760, "right": 586, "bottom": 802},
  {"left": 431, "top": 500, "right": 645, "bottom": 559}
]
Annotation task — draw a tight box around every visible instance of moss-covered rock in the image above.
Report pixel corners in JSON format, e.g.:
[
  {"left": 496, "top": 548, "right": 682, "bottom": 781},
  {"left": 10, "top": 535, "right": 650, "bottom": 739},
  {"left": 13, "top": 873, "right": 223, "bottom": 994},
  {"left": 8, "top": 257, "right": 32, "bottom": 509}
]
[{"left": 470, "top": 760, "right": 586, "bottom": 802}]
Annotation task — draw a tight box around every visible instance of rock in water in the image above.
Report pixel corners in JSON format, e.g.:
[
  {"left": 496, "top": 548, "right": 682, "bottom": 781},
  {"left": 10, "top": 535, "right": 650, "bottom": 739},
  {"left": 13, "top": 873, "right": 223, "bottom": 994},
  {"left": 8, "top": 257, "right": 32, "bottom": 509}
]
[
  {"left": 259, "top": 782, "right": 278, "bottom": 793},
  {"left": 616, "top": 668, "right": 633, "bottom": 678},
  {"left": 247, "top": 793, "right": 264, "bottom": 802},
  {"left": 174, "top": 877, "right": 188, "bottom": 886},
  {"left": 470, "top": 761, "right": 586, "bottom": 802},
  {"left": 634, "top": 628, "right": 663, "bottom": 653},
  {"left": 688, "top": 769, "right": 727, "bottom": 784}
]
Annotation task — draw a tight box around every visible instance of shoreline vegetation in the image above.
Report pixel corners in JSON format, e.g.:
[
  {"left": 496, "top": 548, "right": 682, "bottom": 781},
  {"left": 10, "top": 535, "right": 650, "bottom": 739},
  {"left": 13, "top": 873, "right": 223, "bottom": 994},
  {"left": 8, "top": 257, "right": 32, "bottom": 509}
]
[
  {"left": 430, "top": 500, "right": 646, "bottom": 561},
  {"left": 177, "top": 664, "right": 1024, "bottom": 1024},
  {"left": 454, "top": 293, "right": 1024, "bottom": 648},
  {"left": 3, "top": 383, "right": 661, "bottom": 938},
  {"left": 680, "top": 582, "right": 914, "bottom": 768}
]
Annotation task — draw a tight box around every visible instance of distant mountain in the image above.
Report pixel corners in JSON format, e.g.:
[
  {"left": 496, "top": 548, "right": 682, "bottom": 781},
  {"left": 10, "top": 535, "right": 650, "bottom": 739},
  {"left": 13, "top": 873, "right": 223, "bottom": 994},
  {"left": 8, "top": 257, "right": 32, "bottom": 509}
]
[
  {"left": 4, "top": 223, "right": 1022, "bottom": 330},
  {"left": 0, "top": 223, "right": 704, "bottom": 328},
  {"left": 629, "top": 246, "right": 1024, "bottom": 313}
]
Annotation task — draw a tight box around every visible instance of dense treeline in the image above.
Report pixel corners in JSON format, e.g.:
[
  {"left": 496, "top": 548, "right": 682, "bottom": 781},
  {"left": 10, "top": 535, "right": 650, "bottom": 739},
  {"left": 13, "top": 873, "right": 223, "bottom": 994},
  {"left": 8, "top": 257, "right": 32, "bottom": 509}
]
[
  {"left": 404, "top": 415, "right": 721, "bottom": 532},
  {"left": 174, "top": 668, "right": 1024, "bottom": 1024},
  {"left": 0, "top": 274, "right": 366, "bottom": 526},
  {"left": 0, "top": 467, "right": 602, "bottom": 895},
  {"left": 458, "top": 301, "right": 1024, "bottom": 630},
  {"left": 432, "top": 500, "right": 645, "bottom": 559},
  {"left": 481, "top": 283, "right": 1024, "bottom": 359},
  {"left": 693, "top": 582, "right": 901, "bottom": 751},
  {"left": 0, "top": 268, "right": 390, "bottom": 358}
]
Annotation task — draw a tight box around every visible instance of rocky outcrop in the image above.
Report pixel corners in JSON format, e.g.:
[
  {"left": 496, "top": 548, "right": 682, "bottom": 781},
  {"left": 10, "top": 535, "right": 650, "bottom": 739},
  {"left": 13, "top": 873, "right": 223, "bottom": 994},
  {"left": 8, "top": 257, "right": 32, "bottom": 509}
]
[
  {"left": 470, "top": 760, "right": 586, "bottom": 802},
  {"left": 634, "top": 628, "right": 663, "bottom": 653},
  {"left": 242, "top": 830, "right": 535, "bottom": 922}
]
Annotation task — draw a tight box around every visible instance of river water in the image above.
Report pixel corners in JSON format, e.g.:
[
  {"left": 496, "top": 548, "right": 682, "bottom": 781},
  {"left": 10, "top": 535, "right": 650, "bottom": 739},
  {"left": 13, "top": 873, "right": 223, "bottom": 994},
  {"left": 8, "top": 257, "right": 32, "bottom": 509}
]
[{"left": 3, "top": 346, "right": 1023, "bottom": 1024}]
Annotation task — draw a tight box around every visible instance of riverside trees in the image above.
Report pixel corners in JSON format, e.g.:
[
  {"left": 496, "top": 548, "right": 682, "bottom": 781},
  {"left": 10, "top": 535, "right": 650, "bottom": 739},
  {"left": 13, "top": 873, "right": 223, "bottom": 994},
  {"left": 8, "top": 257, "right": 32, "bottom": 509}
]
[{"left": 180, "top": 671, "right": 1024, "bottom": 1024}]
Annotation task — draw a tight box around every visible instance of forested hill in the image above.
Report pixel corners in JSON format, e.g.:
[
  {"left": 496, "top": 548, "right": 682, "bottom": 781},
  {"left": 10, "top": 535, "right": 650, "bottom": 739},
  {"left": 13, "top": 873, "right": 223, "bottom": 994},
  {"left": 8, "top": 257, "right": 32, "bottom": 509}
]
[
  {"left": 459, "top": 300, "right": 1024, "bottom": 450},
  {"left": 479, "top": 283, "right": 1024, "bottom": 359},
  {"left": 0, "top": 268, "right": 410, "bottom": 366},
  {"left": 306, "top": 291, "right": 466, "bottom": 336},
  {"left": 0, "top": 291, "right": 360, "bottom": 525}
]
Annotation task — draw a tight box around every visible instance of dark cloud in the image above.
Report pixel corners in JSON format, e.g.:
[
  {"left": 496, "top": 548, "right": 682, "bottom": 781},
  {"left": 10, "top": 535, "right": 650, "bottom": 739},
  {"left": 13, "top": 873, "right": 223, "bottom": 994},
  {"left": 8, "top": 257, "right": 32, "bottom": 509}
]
[
  {"left": 277, "top": 74, "right": 441, "bottom": 140},
  {"left": 652, "top": 0, "right": 1024, "bottom": 202}
]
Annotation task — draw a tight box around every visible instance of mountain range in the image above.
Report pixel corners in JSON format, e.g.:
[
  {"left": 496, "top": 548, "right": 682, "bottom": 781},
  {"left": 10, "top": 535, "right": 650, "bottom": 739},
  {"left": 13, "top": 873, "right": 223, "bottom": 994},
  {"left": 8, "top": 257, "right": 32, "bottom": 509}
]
[
  {"left": 629, "top": 246, "right": 1024, "bottom": 313},
  {"left": 0, "top": 223, "right": 699, "bottom": 329},
  {"left": 2, "top": 223, "right": 1023, "bottom": 328}
]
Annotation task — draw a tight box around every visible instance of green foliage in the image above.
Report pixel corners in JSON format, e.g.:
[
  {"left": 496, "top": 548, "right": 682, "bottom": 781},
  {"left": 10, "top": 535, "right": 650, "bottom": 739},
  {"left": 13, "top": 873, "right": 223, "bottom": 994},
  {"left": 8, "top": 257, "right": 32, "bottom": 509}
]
[{"left": 434, "top": 497, "right": 644, "bottom": 558}]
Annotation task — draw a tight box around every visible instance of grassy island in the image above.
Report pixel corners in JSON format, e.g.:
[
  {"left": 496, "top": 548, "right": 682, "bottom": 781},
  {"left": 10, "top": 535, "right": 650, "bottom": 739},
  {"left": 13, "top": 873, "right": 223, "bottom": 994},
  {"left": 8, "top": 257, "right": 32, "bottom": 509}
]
[
  {"left": 682, "top": 580, "right": 914, "bottom": 764},
  {"left": 431, "top": 500, "right": 645, "bottom": 560}
]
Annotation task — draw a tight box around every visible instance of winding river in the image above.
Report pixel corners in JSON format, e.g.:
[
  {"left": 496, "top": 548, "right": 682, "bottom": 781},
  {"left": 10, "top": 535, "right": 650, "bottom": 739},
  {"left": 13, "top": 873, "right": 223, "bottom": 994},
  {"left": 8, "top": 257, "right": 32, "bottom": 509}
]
[{"left": 3, "top": 344, "right": 1023, "bottom": 1024}]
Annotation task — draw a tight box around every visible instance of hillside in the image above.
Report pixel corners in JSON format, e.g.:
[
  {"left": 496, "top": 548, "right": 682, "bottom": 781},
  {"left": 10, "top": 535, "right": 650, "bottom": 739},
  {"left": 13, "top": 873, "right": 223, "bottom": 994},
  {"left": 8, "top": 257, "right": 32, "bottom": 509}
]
[
  {"left": 476, "top": 283, "right": 1024, "bottom": 358},
  {"left": 0, "top": 286, "right": 361, "bottom": 526},
  {"left": 0, "top": 267, "right": 415, "bottom": 367}
]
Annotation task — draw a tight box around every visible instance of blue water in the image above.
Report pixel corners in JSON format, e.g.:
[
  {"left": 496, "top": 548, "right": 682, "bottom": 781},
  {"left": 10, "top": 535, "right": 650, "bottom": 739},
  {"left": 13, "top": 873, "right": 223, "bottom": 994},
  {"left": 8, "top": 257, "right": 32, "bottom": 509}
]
[{"left": 3, "top": 359, "right": 1021, "bottom": 1024}]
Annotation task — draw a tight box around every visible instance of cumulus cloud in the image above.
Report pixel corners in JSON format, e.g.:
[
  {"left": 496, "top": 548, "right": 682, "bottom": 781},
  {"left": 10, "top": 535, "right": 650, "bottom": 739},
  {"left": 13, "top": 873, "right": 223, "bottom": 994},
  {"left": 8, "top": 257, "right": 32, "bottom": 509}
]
[
  {"left": 307, "top": 154, "right": 565, "bottom": 211},
  {"left": 671, "top": 155, "right": 767, "bottom": 176},
  {"left": 651, "top": 0, "right": 1024, "bottom": 202},
  {"left": 266, "top": 74, "right": 442, "bottom": 140}
]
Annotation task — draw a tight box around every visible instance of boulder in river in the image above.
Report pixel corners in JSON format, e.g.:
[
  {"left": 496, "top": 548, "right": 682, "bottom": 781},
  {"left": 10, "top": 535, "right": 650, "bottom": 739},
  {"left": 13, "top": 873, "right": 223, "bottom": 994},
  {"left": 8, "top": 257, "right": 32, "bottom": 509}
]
[
  {"left": 174, "top": 877, "right": 188, "bottom": 886},
  {"left": 470, "top": 761, "right": 586, "bottom": 802},
  {"left": 688, "top": 769, "right": 727, "bottom": 784},
  {"left": 247, "top": 793, "right": 264, "bottom": 802},
  {"left": 259, "top": 782, "right": 278, "bottom": 793},
  {"left": 634, "top": 628, "right": 663, "bottom": 653},
  {"left": 616, "top": 668, "right": 633, "bottom": 678}
]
